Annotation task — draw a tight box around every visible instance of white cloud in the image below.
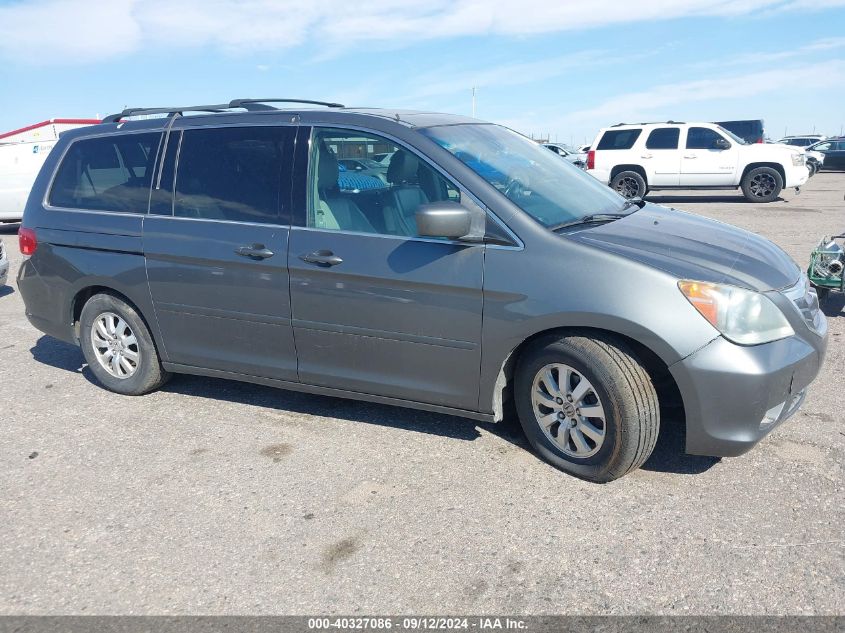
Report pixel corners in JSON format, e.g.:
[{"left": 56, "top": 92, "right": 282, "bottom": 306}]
[
  {"left": 0, "top": 0, "right": 842, "bottom": 64},
  {"left": 0, "top": 0, "right": 141, "bottom": 62},
  {"left": 495, "top": 59, "right": 845, "bottom": 141}
]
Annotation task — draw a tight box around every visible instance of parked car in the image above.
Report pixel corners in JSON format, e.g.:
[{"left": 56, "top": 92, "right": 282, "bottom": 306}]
[
  {"left": 803, "top": 148, "right": 826, "bottom": 176},
  {"left": 806, "top": 139, "right": 845, "bottom": 170},
  {"left": 0, "top": 119, "right": 100, "bottom": 222},
  {"left": 542, "top": 143, "right": 587, "bottom": 168},
  {"left": 776, "top": 135, "right": 826, "bottom": 148},
  {"left": 715, "top": 119, "right": 765, "bottom": 144},
  {"left": 586, "top": 121, "right": 809, "bottom": 201},
  {"left": 577, "top": 144, "right": 591, "bottom": 154},
  {"left": 0, "top": 240, "right": 7, "bottom": 286},
  {"left": 16, "top": 99, "right": 827, "bottom": 482}
]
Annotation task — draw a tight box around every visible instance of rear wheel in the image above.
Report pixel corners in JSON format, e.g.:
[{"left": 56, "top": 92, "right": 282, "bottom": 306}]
[
  {"left": 610, "top": 170, "right": 647, "bottom": 199},
  {"left": 79, "top": 293, "right": 170, "bottom": 395},
  {"left": 514, "top": 333, "right": 659, "bottom": 482},
  {"left": 741, "top": 166, "right": 783, "bottom": 202}
]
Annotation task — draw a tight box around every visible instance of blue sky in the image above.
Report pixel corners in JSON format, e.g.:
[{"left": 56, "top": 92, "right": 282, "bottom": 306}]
[{"left": 1, "top": 0, "right": 844, "bottom": 145}]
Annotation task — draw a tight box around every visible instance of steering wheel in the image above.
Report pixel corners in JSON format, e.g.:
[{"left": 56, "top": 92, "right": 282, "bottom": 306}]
[{"left": 504, "top": 177, "right": 526, "bottom": 199}]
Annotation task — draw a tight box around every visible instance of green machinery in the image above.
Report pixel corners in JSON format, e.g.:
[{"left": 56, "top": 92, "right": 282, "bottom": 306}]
[{"left": 808, "top": 235, "right": 845, "bottom": 300}]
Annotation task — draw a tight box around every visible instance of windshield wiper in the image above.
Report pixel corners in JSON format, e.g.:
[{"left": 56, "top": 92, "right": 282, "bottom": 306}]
[
  {"left": 549, "top": 213, "right": 628, "bottom": 232},
  {"left": 621, "top": 196, "right": 646, "bottom": 210}
]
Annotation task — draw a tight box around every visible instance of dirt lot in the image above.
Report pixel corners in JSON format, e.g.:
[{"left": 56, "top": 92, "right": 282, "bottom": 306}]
[{"left": 0, "top": 173, "right": 843, "bottom": 615}]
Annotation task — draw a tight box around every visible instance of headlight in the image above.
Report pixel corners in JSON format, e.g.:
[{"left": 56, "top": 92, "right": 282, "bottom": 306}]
[
  {"left": 678, "top": 281, "right": 794, "bottom": 345},
  {"left": 792, "top": 153, "right": 804, "bottom": 166}
]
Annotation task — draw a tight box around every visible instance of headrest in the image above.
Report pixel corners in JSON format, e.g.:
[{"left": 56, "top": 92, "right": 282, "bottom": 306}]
[
  {"left": 387, "top": 150, "right": 421, "bottom": 185},
  {"left": 317, "top": 141, "right": 339, "bottom": 190}
]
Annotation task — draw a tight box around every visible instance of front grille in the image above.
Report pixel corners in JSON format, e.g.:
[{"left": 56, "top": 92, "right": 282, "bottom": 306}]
[{"left": 783, "top": 274, "right": 826, "bottom": 335}]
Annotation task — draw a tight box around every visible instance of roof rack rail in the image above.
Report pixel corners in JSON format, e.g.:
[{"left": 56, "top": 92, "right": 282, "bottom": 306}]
[
  {"left": 101, "top": 98, "right": 346, "bottom": 123},
  {"left": 610, "top": 120, "right": 685, "bottom": 127},
  {"left": 101, "top": 103, "right": 232, "bottom": 124},
  {"left": 228, "top": 98, "right": 345, "bottom": 109}
]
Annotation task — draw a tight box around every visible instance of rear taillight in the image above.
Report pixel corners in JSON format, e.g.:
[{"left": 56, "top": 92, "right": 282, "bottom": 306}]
[
  {"left": 19, "top": 227, "right": 37, "bottom": 256},
  {"left": 586, "top": 150, "right": 595, "bottom": 170}
]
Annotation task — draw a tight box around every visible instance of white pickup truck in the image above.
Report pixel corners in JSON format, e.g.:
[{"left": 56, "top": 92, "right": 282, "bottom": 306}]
[
  {"left": 586, "top": 121, "right": 809, "bottom": 202},
  {"left": 0, "top": 119, "right": 99, "bottom": 222}
]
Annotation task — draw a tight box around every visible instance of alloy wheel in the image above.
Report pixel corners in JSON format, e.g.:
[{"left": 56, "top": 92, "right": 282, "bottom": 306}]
[
  {"left": 614, "top": 176, "right": 640, "bottom": 198},
  {"left": 749, "top": 172, "right": 777, "bottom": 198},
  {"left": 90, "top": 312, "right": 140, "bottom": 379},
  {"left": 530, "top": 363, "right": 607, "bottom": 458}
]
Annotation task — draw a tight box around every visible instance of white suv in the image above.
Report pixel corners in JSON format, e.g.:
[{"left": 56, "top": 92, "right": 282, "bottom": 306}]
[{"left": 586, "top": 122, "right": 808, "bottom": 202}]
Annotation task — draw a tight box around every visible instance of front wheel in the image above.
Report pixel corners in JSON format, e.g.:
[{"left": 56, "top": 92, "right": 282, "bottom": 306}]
[
  {"left": 610, "top": 170, "right": 647, "bottom": 199},
  {"left": 741, "top": 166, "right": 783, "bottom": 202},
  {"left": 514, "top": 334, "right": 659, "bottom": 482}
]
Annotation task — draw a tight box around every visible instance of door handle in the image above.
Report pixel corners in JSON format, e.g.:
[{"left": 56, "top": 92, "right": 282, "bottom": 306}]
[
  {"left": 299, "top": 250, "right": 343, "bottom": 266},
  {"left": 683, "top": 154, "right": 697, "bottom": 159},
  {"left": 235, "top": 244, "right": 274, "bottom": 260},
  {"left": 641, "top": 153, "right": 653, "bottom": 159}
]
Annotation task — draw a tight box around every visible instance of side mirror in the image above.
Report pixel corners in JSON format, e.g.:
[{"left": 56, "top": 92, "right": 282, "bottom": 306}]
[
  {"left": 714, "top": 138, "right": 731, "bottom": 150},
  {"left": 416, "top": 201, "right": 483, "bottom": 241}
]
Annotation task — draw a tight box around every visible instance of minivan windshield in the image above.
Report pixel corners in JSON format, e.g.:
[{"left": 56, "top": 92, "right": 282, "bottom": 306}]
[{"left": 421, "top": 124, "right": 628, "bottom": 228}]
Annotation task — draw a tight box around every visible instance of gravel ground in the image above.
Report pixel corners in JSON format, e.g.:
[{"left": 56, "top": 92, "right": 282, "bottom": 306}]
[{"left": 0, "top": 173, "right": 843, "bottom": 615}]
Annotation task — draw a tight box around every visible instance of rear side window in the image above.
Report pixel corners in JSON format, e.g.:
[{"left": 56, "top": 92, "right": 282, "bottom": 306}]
[
  {"left": 596, "top": 129, "right": 641, "bottom": 150},
  {"left": 49, "top": 132, "right": 161, "bottom": 212},
  {"left": 173, "top": 126, "right": 293, "bottom": 224},
  {"left": 645, "top": 127, "right": 680, "bottom": 149},
  {"left": 686, "top": 127, "right": 725, "bottom": 150}
]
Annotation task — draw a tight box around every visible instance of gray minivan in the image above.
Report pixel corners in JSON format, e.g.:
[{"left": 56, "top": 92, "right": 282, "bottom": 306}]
[{"left": 16, "top": 99, "right": 828, "bottom": 481}]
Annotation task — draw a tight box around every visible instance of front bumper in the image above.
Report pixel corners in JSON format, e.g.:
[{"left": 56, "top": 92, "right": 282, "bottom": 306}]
[
  {"left": 670, "top": 332, "right": 826, "bottom": 457},
  {"left": 783, "top": 163, "right": 810, "bottom": 188}
]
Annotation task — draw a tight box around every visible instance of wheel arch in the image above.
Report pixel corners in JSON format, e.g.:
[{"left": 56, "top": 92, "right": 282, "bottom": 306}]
[
  {"left": 609, "top": 164, "right": 648, "bottom": 184},
  {"left": 740, "top": 162, "right": 785, "bottom": 185},
  {"left": 490, "top": 326, "right": 685, "bottom": 432},
  {"left": 70, "top": 284, "right": 166, "bottom": 359}
]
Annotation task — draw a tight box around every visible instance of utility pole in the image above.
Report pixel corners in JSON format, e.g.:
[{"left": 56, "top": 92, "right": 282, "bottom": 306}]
[{"left": 471, "top": 87, "right": 477, "bottom": 118}]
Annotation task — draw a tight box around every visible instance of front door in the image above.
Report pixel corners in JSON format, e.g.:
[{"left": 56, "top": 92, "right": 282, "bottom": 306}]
[
  {"left": 680, "top": 126, "right": 739, "bottom": 186},
  {"left": 287, "top": 127, "right": 484, "bottom": 411},
  {"left": 144, "top": 124, "right": 299, "bottom": 380}
]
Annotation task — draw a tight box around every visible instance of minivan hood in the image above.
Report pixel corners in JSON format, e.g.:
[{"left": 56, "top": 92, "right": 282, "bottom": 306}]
[{"left": 567, "top": 205, "right": 800, "bottom": 291}]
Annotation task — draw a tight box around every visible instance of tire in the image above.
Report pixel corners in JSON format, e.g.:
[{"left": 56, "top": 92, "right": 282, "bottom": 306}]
[
  {"left": 807, "top": 162, "right": 816, "bottom": 177},
  {"left": 741, "top": 166, "right": 783, "bottom": 203},
  {"left": 514, "top": 333, "right": 659, "bottom": 482},
  {"left": 79, "top": 293, "right": 170, "bottom": 395},
  {"left": 609, "top": 170, "right": 647, "bottom": 199}
]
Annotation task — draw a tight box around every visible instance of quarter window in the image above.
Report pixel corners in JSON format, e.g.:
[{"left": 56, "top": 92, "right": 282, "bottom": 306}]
[
  {"left": 308, "top": 128, "right": 460, "bottom": 236},
  {"left": 49, "top": 133, "right": 161, "bottom": 212},
  {"left": 596, "top": 129, "right": 642, "bottom": 150},
  {"left": 686, "top": 127, "right": 726, "bottom": 150},
  {"left": 173, "top": 126, "right": 293, "bottom": 224},
  {"left": 645, "top": 127, "right": 680, "bottom": 150}
]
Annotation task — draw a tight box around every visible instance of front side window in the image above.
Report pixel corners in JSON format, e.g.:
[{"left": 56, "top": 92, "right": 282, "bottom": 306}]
[
  {"left": 645, "top": 127, "right": 680, "bottom": 150},
  {"left": 596, "top": 129, "right": 642, "bottom": 150},
  {"left": 308, "top": 128, "right": 460, "bottom": 236},
  {"left": 49, "top": 132, "right": 161, "bottom": 212},
  {"left": 686, "top": 127, "right": 727, "bottom": 150},
  {"left": 421, "top": 124, "right": 627, "bottom": 228},
  {"left": 173, "top": 126, "right": 292, "bottom": 224}
]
